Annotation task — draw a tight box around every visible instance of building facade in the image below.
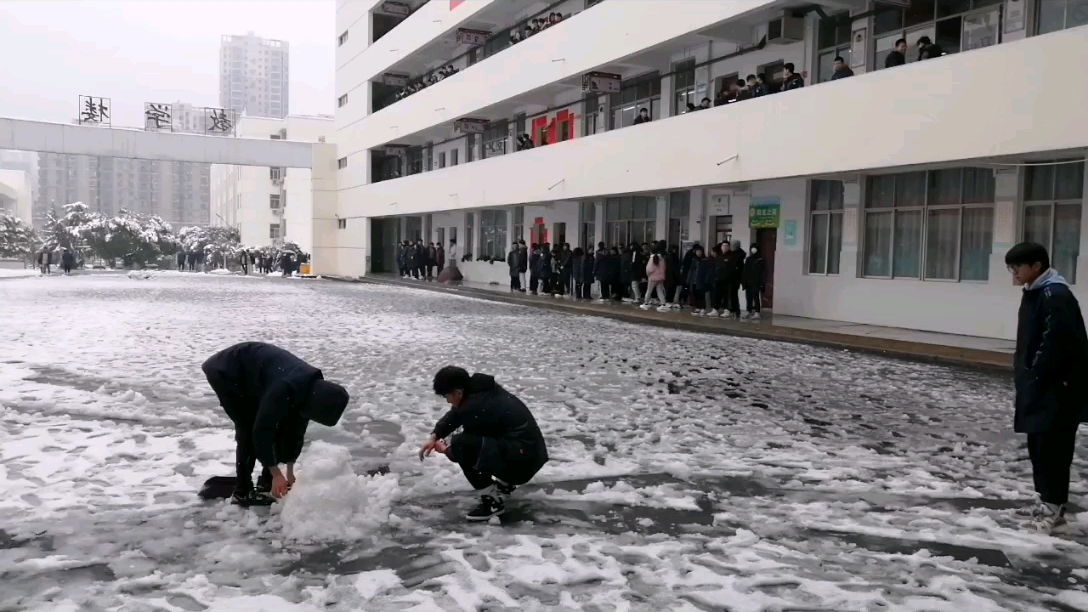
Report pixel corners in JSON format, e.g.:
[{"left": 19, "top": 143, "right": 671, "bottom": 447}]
[
  {"left": 211, "top": 115, "right": 334, "bottom": 254},
  {"left": 324, "top": 0, "right": 1088, "bottom": 341},
  {"left": 220, "top": 32, "right": 291, "bottom": 119}
]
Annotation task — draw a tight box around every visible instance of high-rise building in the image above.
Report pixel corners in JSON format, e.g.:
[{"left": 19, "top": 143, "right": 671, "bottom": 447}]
[
  {"left": 219, "top": 32, "right": 290, "bottom": 119},
  {"left": 325, "top": 0, "right": 1088, "bottom": 342}
]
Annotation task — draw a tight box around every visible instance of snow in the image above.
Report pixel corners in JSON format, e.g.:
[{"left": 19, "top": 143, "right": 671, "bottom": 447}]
[
  {"left": 0, "top": 267, "right": 40, "bottom": 278},
  {"left": 277, "top": 441, "right": 401, "bottom": 542},
  {"left": 0, "top": 273, "right": 1086, "bottom": 611}
]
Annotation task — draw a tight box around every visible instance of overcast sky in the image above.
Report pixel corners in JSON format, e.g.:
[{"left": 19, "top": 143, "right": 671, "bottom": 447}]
[{"left": 0, "top": 1, "right": 335, "bottom": 128}]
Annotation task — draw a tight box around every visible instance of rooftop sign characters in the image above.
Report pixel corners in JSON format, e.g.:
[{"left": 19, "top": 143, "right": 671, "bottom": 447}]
[
  {"left": 144, "top": 103, "right": 172, "bottom": 132},
  {"left": 78, "top": 96, "right": 111, "bottom": 127},
  {"left": 204, "top": 107, "right": 237, "bottom": 136}
]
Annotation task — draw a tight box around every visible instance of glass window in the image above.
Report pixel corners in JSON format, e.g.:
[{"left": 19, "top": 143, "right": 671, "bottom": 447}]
[
  {"left": 1037, "top": 0, "right": 1088, "bottom": 34},
  {"left": 1023, "top": 160, "right": 1085, "bottom": 283},
  {"left": 809, "top": 180, "right": 845, "bottom": 274},
  {"left": 864, "top": 168, "right": 995, "bottom": 281},
  {"left": 480, "top": 209, "right": 507, "bottom": 260},
  {"left": 465, "top": 212, "right": 474, "bottom": 257}
]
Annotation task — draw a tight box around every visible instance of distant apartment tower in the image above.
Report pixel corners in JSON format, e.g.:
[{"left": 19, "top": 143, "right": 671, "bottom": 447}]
[{"left": 219, "top": 32, "right": 290, "bottom": 119}]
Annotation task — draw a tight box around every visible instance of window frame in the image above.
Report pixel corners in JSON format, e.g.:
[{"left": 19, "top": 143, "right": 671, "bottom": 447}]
[
  {"left": 1022, "top": 159, "right": 1085, "bottom": 284},
  {"left": 808, "top": 180, "right": 845, "bottom": 275},
  {"left": 861, "top": 168, "right": 996, "bottom": 282},
  {"left": 337, "top": 157, "right": 347, "bottom": 169},
  {"left": 338, "top": 94, "right": 348, "bottom": 108}
]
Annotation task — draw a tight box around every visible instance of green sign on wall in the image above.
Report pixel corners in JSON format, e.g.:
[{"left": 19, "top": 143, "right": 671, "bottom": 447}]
[{"left": 749, "top": 197, "right": 781, "bottom": 229}]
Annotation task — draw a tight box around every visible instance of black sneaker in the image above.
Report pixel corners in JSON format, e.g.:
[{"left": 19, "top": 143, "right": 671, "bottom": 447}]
[
  {"left": 494, "top": 480, "right": 517, "bottom": 496},
  {"left": 255, "top": 476, "right": 272, "bottom": 495},
  {"left": 231, "top": 490, "right": 275, "bottom": 507},
  {"left": 466, "top": 494, "right": 505, "bottom": 521}
]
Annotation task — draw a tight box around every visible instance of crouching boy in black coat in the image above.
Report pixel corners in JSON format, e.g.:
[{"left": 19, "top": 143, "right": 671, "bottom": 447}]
[
  {"left": 1006, "top": 242, "right": 1088, "bottom": 530},
  {"left": 419, "top": 366, "right": 549, "bottom": 521},
  {"left": 202, "top": 342, "right": 350, "bottom": 507}
]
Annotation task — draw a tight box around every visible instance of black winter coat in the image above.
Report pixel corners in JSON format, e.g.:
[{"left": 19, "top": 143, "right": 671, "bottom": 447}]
[
  {"left": 1013, "top": 273, "right": 1088, "bottom": 434},
  {"left": 594, "top": 250, "right": 609, "bottom": 282},
  {"left": 540, "top": 251, "right": 553, "bottom": 279},
  {"left": 620, "top": 252, "right": 635, "bottom": 284},
  {"left": 723, "top": 250, "right": 746, "bottom": 284},
  {"left": 507, "top": 250, "right": 519, "bottom": 277},
  {"left": 885, "top": 50, "right": 906, "bottom": 68},
  {"left": 436, "top": 246, "right": 446, "bottom": 269},
  {"left": 432, "top": 373, "right": 548, "bottom": 476},
  {"left": 699, "top": 256, "right": 720, "bottom": 288},
  {"left": 742, "top": 254, "right": 765, "bottom": 288},
  {"left": 202, "top": 342, "right": 322, "bottom": 467},
  {"left": 680, "top": 247, "right": 698, "bottom": 284},
  {"left": 530, "top": 251, "right": 542, "bottom": 276},
  {"left": 582, "top": 252, "right": 596, "bottom": 283},
  {"left": 781, "top": 74, "right": 805, "bottom": 91},
  {"left": 561, "top": 252, "right": 574, "bottom": 278},
  {"left": 666, "top": 251, "right": 682, "bottom": 285},
  {"left": 517, "top": 248, "right": 528, "bottom": 273},
  {"left": 633, "top": 252, "right": 648, "bottom": 281},
  {"left": 572, "top": 255, "right": 585, "bottom": 284},
  {"left": 687, "top": 256, "right": 706, "bottom": 287}
]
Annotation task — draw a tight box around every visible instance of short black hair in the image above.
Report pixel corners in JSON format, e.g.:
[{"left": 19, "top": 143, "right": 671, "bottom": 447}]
[
  {"left": 1005, "top": 242, "right": 1050, "bottom": 270},
  {"left": 433, "top": 366, "right": 471, "bottom": 396},
  {"left": 895, "top": 38, "right": 907, "bottom": 46},
  {"left": 784, "top": 62, "right": 795, "bottom": 73},
  {"left": 746, "top": 74, "right": 757, "bottom": 81},
  {"left": 917, "top": 36, "right": 932, "bottom": 45},
  {"left": 834, "top": 56, "right": 844, "bottom": 63}
]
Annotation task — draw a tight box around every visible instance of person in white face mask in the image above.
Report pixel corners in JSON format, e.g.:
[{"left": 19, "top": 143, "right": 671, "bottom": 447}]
[{"left": 741, "top": 245, "right": 766, "bottom": 320}]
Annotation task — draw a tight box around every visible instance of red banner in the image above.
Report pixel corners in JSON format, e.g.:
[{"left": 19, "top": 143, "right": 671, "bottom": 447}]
[{"left": 451, "top": 0, "right": 464, "bottom": 9}]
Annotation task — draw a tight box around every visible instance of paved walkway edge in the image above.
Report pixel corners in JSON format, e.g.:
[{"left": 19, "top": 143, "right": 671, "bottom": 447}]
[{"left": 329, "top": 276, "right": 1012, "bottom": 372}]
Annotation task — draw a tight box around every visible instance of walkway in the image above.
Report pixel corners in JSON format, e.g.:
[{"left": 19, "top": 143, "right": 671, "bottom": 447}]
[{"left": 350, "top": 274, "right": 1015, "bottom": 370}]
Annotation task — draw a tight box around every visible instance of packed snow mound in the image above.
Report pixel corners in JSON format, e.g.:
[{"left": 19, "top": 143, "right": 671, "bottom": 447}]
[
  {"left": 278, "top": 441, "right": 400, "bottom": 542},
  {"left": 208, "top": 268, "right": 233, "bottom": 275}
]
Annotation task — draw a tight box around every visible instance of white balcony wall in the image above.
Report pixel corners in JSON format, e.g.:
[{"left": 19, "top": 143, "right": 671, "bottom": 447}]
[
  {"left": 337, "top": 27, "right": 1088, "bottom": 219},
  {"left": 335, "top": 0, "right": 500, "bottom": 131},
  {"left": 337, "top": 0, "right": 772, "bottom": 156},
  {"left": 335, "top": 0, "right": 379, "bottom": 74}
]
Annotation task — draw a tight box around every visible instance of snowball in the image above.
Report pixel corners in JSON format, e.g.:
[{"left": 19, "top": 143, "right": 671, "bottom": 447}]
[
  {"left": 353, "top": 569, "right": 401, "bottom": 600},
  {"left": 278, "top": 441, "right": 400, "bottom": 542}
]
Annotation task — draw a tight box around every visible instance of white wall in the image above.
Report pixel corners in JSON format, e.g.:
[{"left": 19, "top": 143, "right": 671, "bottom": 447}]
[
  {"left": 335, "top": 27, "right": 1088, "bottom": 219},
  {"left": 0, "top": 169, "right": 32, "bottom": 225},
  {"left": 336, "top": 0, "right": 772, "bottom": 157}
]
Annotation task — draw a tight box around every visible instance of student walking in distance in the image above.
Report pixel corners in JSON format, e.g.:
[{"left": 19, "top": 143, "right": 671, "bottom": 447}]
[
  {"left": 419, "top": 366, "right": 549, "bottom": 521},
  {"left": 201, "top": 342, "right": 350, "bottom": 507},
  {"left": 1006, "top": 242, "right": 1088, "bottom": 531}
]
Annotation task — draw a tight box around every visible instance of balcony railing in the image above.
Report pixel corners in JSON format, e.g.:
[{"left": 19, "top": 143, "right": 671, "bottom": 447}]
[{"left": 372, "top": 0, "right": 600, "bottom": 113}]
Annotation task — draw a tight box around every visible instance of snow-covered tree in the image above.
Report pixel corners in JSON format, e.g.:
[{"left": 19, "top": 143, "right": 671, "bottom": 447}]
[
  {"left": 40, "top": 202, "right": 96, "bottom": 252},
  {"left": 177, "top": 225, "right": 242, "bottom": 269},
  {"left": 0, "top": 213, "right": 38, "bottom": 261}
]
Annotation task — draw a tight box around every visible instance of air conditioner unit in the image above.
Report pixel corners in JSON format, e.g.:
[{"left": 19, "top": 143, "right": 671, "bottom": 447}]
[{"left": 767, "top": 14, "right": 804, "bottom": 44}]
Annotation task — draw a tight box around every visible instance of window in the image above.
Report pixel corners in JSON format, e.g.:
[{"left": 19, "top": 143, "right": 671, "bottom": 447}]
[
  {"left": 338, "top": 157, "right": 347, "bottom": 169},
  {"left": 668, "top": 191, "right": 690, "bottom": 247},
  {"left": 425, "top": 145, "right": 433, "bottom": 171},
  {"left": 269, "top": 194, "right": 281, "bottom": 209},
  {"left": 337, "top": 218, "right": 347, "bottom": 229},
  {"left": 466, "top": 134, "right": 476, "bottom": 163},
  {"left": 484, "top": 120, "right": 508, "bottom": 159},
  {"left": 580, "top": 202, "right": 596, "bottom": 251},
  {"left": 270, "top": 167, "right": 282, "bottom": 181},
  {"left": 338, "top": 94, "right": 349, "bottom": 108},
  {"left": 465, "top": 212, "right": 474, "bottom": 258},
  {"left": 610, "top": 72, "right": 661, "bottom": 129},
  {"left": 817, "top": 12, "right": 853, "bottom": 83},
  {"left": 338, "top": 30, "right": 349, "bottom": 46},
  {"left": 451, "top": 148, "right": 459, "bottom": 166},
  {"left": 808, "top": 180, "right": 844, "bottom": 274},
  {"left": 673, "top": 60, "right": 696, "bottom": 114},
  {"left": 480, "top": 210, "right": 508, "bottom": 260},
  {"left": 513, "top": 206, "right": 524, "bottom": 242},
  {"left": 438, "top": 152, "right": 447, "bottom": 169},
  {"left": 863, "top": 168, "right": 995, "bottom": 281},
  {"left": 270, "top": 224, "right": 281, "bottom": 239},
  {"left": 406, "top": 147, "right": 423, "bottom": 175},
  {"left": 874, "top": 0, "right": 1002, "bottom": 68},
  {"left": 1036, "top": 0, "right": 1088, "bottom": 34},
  {"left": 1023, "top": 160, "right": 1085, "bottom": 283},
  {"left": 605, "top": 196, "right": 657, "bottom": 246}
]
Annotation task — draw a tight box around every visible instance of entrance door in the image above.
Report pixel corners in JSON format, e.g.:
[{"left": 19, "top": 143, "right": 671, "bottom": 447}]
[
  {"left": 370, "top": 218, "right": 397, "bottom": 273},
  {"left": 711, "top": 215, "right": 733, "bottom": 247},
  {"left": 436, "top": 227, "right": 445, "bottom": 249},
  {"left": 756, "top": 228, "right": 777, "bottom": 309}
]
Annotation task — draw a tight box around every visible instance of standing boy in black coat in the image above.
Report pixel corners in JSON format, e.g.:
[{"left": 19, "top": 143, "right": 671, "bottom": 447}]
[
  {"left": 419, "top": 366, "right": 549, "bottom": 521},
  {"left": 1006, "top": 242, "right": 1088, "bottom": 530},
  {"left": 202, "top": 342, "right": 350, "bottom": 507},
  {"left": 529, "top": 243, "right": 541, "bottom": 295},
  {"left": 742, "top": 245, "right": 766, "bottom": 320},
  {"left": 506, "top": 242, "right": 521, "bottom": 292}
]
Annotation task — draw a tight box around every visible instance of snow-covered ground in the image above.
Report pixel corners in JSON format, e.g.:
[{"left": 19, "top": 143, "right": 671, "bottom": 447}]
[{"left": 1, "top": 273, "right": 1087, "bottom": 611}]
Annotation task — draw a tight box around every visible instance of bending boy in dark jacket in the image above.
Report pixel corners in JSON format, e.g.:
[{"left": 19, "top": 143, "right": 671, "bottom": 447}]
[
  {"left": 419, "top": 366, "right": 549, "bottom": 521},
  {"left": 202, "top": 342, "right": 350, "bottom": 506},
  {"left": 1006, "top": 242, "right": 1088, "bottom": 530}
]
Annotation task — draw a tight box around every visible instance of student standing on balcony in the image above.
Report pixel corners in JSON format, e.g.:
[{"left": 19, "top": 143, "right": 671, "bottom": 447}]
[
  {"left": 633, "top": 108, "right": 651, "bottom": 124},
  {"left": 885, "top": 38, "right": 908, "bottom": 68},
  {"left": 830, "top": 56, "right": 854, "bottom": 80},
  {"left": 1005, "top": 242, "right": 1088, "bottom": 531},
  {"left": 781, "top": 63, "right": 805, "bottom": 91},
  {"left": 916, "top": 36, "right": 944, "bottom": 60}
]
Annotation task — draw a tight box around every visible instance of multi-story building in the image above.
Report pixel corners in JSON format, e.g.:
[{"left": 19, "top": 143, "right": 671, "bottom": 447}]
[
  {"left": 324, "top": 0, "right": 1088, "bottom": 342},
  {"left": 0, "top": 150, "right": 37, "bottom": 225},
  {"left": 219, "top": 32, "right": 291, "bottom": 119},
  {"left": 211, "top": 115, "right": 334, "bottom": 254}
]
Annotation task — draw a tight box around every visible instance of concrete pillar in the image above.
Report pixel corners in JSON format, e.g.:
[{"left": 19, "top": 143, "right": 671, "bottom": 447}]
[
  {"left": 841, "top": 177, "right": 861, "bottom": 279},
  {"left": 310, "top": 143, "right": 343, "bottom": 276},
  {"left": 655, "top": 195, "right": 668, "bottom": 241},
  {"left": 594, "top": 201, "right": 604, "bottom": 246}
]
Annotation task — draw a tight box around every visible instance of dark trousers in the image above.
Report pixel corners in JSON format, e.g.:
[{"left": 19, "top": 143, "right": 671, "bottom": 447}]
[
  {"left": 577, "top": 282, "right": 592, "bottom": 299},
  {"left": 726, "top": 282, "right": 742, "bottom": 314},
  {"left": 448, "top": 433, "right": 539, "bottom": 491},
  {"left": 541, "top": 277, "right": 552, "bottom": 294},
  {"left": 205, "top": 368, "right": 270, "bottom": 493},
  {"left": 529, "top": 272, "right": 539, "bottom": 293},
  {"left": 1027, "top": 426, "right": 1079, "bottom": 505},
  {"left": 510, "top": 275, "right": 521, "bottom": 291},
  {"left": 745, "top": 286, "right": 762, "bottom": 312},
  {"left": 178, "top": 261, "right": 184, "bottom": 271},
  {"left": 412, "top": 267, "right": 420, "bottom": 278},
  {"left": 63, "top": 264, "right": 72, "bottom": 275},
  {"left": 426, "top": 265, "right": 434, "bottom": 278},
  {"left": 241, "top": 262, "right": 248, "bottom": 275}
]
